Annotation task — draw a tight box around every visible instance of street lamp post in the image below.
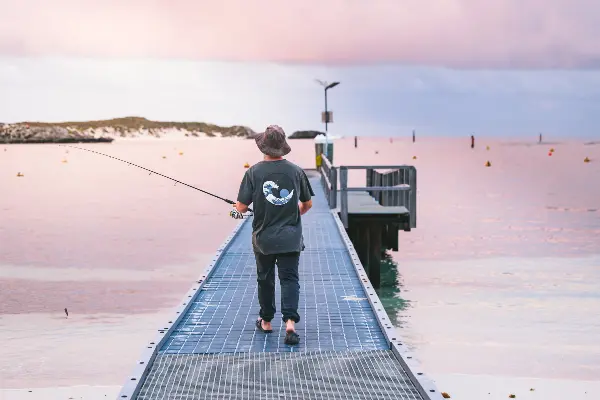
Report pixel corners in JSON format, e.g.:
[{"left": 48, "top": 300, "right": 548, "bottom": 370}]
[{"left": 316, "top": 80, "right": 340, "bottom": 158}]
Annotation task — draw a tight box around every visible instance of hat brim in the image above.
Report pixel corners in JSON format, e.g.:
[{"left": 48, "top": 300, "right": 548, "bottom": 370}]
[{"left": 254, "top": 132, "right": 292, "bottom": 157}]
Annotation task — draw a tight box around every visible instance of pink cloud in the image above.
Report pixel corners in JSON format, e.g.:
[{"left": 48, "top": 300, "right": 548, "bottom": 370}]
[{"left": 0, "top": 0, "right": 599, "bottom": 68}]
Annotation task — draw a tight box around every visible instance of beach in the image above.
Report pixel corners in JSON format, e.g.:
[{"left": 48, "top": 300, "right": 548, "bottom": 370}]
[{"left": 1, "top": 137, "right": 599, "bottom": 399}]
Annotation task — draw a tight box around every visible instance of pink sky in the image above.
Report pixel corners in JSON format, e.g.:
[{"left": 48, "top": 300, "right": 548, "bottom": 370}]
[{"left": 1, "top": 0, "right": 598, "bottom": 68}]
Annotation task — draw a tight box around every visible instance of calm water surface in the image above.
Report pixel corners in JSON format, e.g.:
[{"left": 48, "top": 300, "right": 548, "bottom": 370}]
[{"left": 1, "top": 138, "right": 599, "bottom": 388}]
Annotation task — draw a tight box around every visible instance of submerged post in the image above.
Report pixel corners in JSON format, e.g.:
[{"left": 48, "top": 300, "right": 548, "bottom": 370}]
[{"left": 368, "top": 223, "right": 382, "bottom": 288}]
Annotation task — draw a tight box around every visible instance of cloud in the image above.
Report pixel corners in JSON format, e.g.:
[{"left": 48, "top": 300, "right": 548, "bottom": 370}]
[
  {"left": 0, "top": 0, "right": 599, "bottom": 68},
  {"left": 1, "top": 57, "right": 600, "bottom": 137}
]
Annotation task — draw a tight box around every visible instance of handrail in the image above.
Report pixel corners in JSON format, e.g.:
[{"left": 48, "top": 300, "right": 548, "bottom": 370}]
[
  {"left": 346, "top": 185, "right": 410, "bottom": 192},
  {"left": 338, "top": 165, "right": 417, "bottom": 229},
  {"left": 321, "top": 153, "right": 333, "bottom": 170},
  {"left": 319, "top": 154, "right": 337, "bottom": 209},
  {"left": 316, "top": 160, "right": 417, "bottom": 230},
  {"left": 342, "top": 165, "right": 413, "bottom": 170}
]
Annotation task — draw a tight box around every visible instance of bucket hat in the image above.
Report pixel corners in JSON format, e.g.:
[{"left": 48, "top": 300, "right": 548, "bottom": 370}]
[{"left": 254, "top": 125, "right": 291, "bottom": 157}]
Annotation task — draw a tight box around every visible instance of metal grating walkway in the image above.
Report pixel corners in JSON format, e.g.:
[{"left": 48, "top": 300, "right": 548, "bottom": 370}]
[
  {"left": 137, "top": 351, "right": 423, "bottom": 400},
  {"left": 123, "top": 175, "right": 439, "bottom": 400}
]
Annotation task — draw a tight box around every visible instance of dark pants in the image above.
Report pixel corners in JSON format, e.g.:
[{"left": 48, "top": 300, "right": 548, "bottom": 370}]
[{"left": 254, "top": 251, "right": 300, "bottom": 323}]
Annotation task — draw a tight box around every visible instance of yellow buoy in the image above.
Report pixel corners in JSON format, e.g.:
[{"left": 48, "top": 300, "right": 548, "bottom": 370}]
[
  {"left": 16, "top": 172, "right": 24, "bottom": 177},
  {"left": 584, "top": 157, "right": 590, "bottom": 163},
  {"left": 485, "top": 161, "right": 491, "bottom": 167},
  {"left": 162, "top": 156, "right": 167, "bottom": 159},
  {"left": 178, "top": 151, "right": 184, "bottom": 156},
  {"left": 61, "top": 159, "right": 68, "bottom": 163},
  {"left": 486, "top": 145, "right": 490, "bottom": 150},
  {"left": 412, "top": 156, "right": 417, "bottom": 160},
  {"left": 244, "top": 162, "right": 250, "bottom": 168},
  {"left": 550, "top": 148, "right": 555, "bottom": 153}
]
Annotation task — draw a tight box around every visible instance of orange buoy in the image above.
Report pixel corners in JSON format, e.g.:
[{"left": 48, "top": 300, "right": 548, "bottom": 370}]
[
  {"left": 548, "top": 152, "right": 552, "bottom": 156},
  {"left": 485, "top": 161, "right": 491, "bottom": 167}
]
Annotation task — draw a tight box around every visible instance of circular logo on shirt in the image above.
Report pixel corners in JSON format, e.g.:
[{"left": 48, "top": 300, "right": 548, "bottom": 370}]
[{"left": 262, "top": 174, "right": 294, "bottom": 206}]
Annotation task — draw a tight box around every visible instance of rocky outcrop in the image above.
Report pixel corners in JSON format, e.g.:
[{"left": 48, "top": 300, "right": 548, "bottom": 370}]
[
  {"left": 0, "top": 117, "right": 256, "bottom": 143},
  {"left": 288, "top": 130, "right": 325, "bottom": 139},
  {"left": 0, "top": 124, "right": 113, "bottom": 144}
]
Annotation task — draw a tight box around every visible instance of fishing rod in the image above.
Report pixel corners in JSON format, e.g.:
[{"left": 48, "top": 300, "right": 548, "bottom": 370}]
[{"left": 59, "top": 144, "right": 253, "bottom": 216}]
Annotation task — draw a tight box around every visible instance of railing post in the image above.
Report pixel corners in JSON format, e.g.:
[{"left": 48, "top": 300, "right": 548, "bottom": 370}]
[
  {"left": 382, "top": 172, "right": 391, "bottom": 206},
  {"left": 409, "top": 166, "right": 417, "bottom": 228},
  {"left": 340, "top": 166, "right": 349, "bottom": 228},
  {"left": 330, "top": 167, "right": 337, "bottom": 209},
  {"left": 392, "top": 170, "right": 400, "bottom": 206},
  {"left": 374, "top": 171, "right": 382, "bottom": 204},
  {"left": 366, "top": 168, "right": 373, "bottom": 197},
  {"left": 324, "top": 161, "right": 330, "bottom": 207}
]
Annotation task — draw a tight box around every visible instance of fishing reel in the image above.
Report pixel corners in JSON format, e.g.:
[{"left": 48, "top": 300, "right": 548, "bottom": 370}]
[
  {"left": 229, "top": 210, "right": 253, "bottom": 219},
  {"left": 229, "top": 210, "right": 244, "bottom": 220}
]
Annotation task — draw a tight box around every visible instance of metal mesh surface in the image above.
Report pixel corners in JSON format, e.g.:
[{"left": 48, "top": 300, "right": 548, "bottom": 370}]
[
  {"left": 137, "top": 350, "right": 424, "bottom": 400},
  {"left": 160, "top": 177, "right": 388, "bottom": 354},
  {"left": 130, "top": 177, "right": 427, "bottom": 399},
  {"left": 160, "top": 245, "right": 387, "bottom": 353}
]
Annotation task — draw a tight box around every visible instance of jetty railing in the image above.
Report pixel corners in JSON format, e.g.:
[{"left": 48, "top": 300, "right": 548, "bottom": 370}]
[
  {"left": 339, "top": 165, "right": 416, "bottom": 229},
  {"left": 366, "top": 167, "right": 417, "bottom": 229},
  {"left": 319, "top": 154, "right": 337, "bottom": 209},
  {"left": 318, "top": 155, "right": 417, "bottom": 230}
]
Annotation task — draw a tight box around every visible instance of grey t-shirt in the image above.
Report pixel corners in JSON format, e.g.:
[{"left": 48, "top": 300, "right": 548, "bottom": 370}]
[{"left": 237, "top": 159, "right": 314, "bottom": 255}]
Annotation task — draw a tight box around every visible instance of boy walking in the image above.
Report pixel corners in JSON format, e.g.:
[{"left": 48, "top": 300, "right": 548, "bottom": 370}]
[{"left": 232, "top": 125, "right": 314, "bottom": 345}]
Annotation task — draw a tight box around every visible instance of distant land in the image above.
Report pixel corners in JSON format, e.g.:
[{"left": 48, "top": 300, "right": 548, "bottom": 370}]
[
  {"left": 288, "top": 130, "right": 325, "bottom": 139},
  {"left": 0, "top": 117, "right": 256, "bottom": 143},
  {"left": 0, "top": 117, "right": 327, "bottom": 143}
]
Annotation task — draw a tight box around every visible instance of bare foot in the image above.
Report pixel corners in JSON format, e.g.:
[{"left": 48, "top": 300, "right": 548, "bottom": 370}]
[
  {"left": 262, "top": 320, "right": 272, "bottom": 331},
  {"left": 285, "top": 319, "right": 295, "bottom": 333}
]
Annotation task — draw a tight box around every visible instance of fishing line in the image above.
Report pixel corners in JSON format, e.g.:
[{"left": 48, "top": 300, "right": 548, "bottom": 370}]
[{"left": 59, "top": 144, "right": 253, "bottom": 214}]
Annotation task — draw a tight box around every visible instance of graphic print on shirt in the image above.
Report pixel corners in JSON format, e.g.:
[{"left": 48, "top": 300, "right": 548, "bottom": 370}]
[{"left": 262, "top": 173, "right": 295, "bottom": 206}]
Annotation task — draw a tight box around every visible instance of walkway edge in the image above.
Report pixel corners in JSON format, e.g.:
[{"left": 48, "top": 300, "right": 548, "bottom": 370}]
[
  {"left": 115, "top": 217, "right": 250, "bottom": 400},
  {"left": 329, "top": 209, "right": 445, "bottom": 400}
]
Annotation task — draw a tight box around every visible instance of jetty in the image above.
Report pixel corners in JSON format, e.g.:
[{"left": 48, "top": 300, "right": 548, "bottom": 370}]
[{"left": 118, "top": 156, "right": 443, "bottom": 400}]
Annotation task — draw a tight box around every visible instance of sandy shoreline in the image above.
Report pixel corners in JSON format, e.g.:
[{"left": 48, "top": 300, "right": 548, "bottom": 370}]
[
  {"left": 0, "top": 386, "right": 121, "bottom": 400},
  {"left": 0, "top": 312, "right": 173, "bottom": 389},
  {"left": 431, "top": 374, "right": 600, "bottom": 400}
]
